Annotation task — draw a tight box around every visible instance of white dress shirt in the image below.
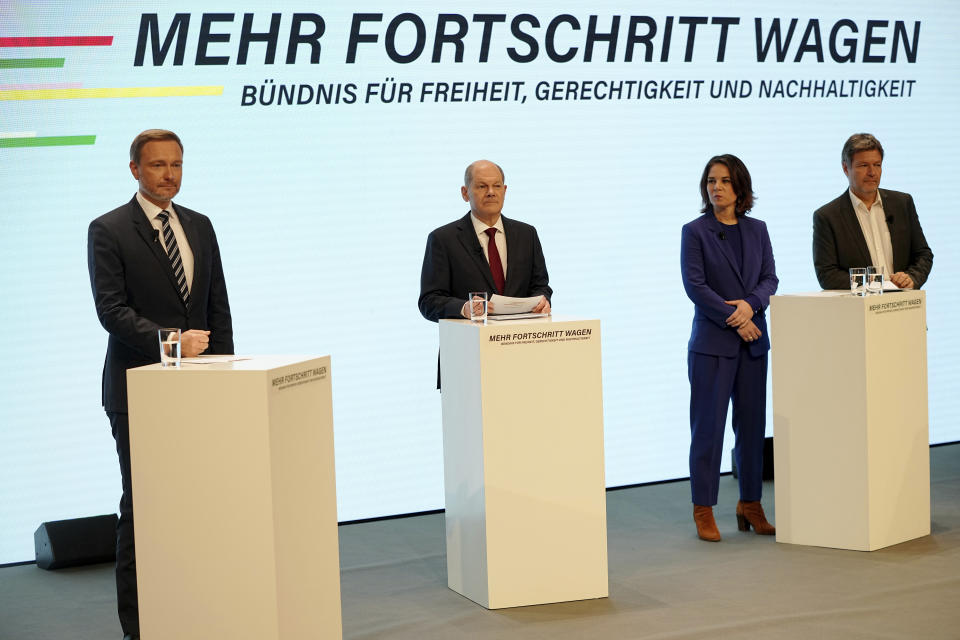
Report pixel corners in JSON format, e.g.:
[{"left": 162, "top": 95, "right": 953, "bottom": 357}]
[
  {"left": 849, "top": 189, "right": 894, "bottom": 276},
  {"left": 470, "top": 213, "right": 507, "bottom": 278},
  {"left": 136, "top": 191, "right": 195, "bottom": 292}
]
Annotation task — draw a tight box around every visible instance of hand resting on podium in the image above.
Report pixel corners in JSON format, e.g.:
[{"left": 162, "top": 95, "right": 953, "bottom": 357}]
[
  {"left": 890, "top": 272, "right": 914, "bottom": 289},
  {"left": 181, "top": 329, "right": 211, "bottom": 357},
  {"left": 461, "top": 297, "right": 496, "bottom": 319},
  {"left": 530, "top": 295, "right": 551, "bottom": 314}
]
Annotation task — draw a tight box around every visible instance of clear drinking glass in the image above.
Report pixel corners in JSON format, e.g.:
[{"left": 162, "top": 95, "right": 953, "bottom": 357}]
[
  {"left": 866, "top": 265, "right": 885, "bottom": 296},
  {"left": 467, "top": 292, "right": 488, "bottom": 322},
  {"left": 158, "top": 328, "right": 181, "bottom": 367},
  {"left": 849, "top": 268, "right": 867, "bottom": 296}
]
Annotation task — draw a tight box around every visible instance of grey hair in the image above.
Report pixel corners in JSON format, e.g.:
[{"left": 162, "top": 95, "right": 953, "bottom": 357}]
[
  {"left": 841, "top": 133, "right": 884, "bottom": 168},
  {"left": 464, "top": 160, "right": 505, "bottom": 187}
]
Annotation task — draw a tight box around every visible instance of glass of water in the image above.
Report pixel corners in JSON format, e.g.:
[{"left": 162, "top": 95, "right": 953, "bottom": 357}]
[
  {"left": 849, "top": 268, "right": 867, "bottom": 296},
  {"left": 866, "top": 265, "right": 885, "bottom": 296},
  {"left": 158, "top": 328, "right": 181, "bottom": 367},
  {"left": 467, "top": 292, "right": 488, "bottom": 322}
]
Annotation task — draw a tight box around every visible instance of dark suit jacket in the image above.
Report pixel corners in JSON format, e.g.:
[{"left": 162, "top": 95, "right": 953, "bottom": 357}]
[
  {"left": 88, "top": 196, "right": 234, "bottom": 412},
  {"left": 681, "top": 213, "right": 778, "bottom": 358},
  {"left": 418, "top": 212, "right": 552, "bottom": 321},
  {"left": 812, "top": 189, "right": 933, "bottom": 290}
]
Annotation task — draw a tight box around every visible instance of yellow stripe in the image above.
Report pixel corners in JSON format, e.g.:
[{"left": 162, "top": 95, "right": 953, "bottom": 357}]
[{"left": 0, "top": 86, "right": 224, "bottom": 100}]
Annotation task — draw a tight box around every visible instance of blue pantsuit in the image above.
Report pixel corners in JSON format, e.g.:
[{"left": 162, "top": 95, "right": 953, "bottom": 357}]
[{"left": 681, "top": 212, "right": 778, "bottom": 507}]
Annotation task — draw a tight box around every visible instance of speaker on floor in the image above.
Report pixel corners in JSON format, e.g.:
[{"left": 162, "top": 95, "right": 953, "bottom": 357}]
[
  {"left": 34, "top": 514, "right": 118, "bottom": 570},
  {"left": 730, "top": 437, "right": 774, "bottom": 480}
]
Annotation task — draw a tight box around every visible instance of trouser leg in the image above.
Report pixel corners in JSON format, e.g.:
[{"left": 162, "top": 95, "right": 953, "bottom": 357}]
[
  {"left": 731, "top": 349, "right": 768, "bottom": 502},
  {"left": 688, "top": 351, "right": 737, "bottom": 506},
  {"left": 108, "top": 410, "right": 139, "bottom": 636}
]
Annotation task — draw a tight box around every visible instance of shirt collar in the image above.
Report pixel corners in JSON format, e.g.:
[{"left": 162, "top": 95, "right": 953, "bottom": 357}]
[
  {"left": 136, "top": 191, "right": 176, "bottom": 222},
  {"left": 470, "top": 212, "right": 504, "bottom": 236},
  {"left": 848, "top": 187, "right": 883, "bottom": 213}
]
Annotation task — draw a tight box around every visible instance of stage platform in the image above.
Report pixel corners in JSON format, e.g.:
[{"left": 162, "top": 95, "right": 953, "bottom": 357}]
[{"left": 2, "top": 444, "right": 958, "bottom": 639}]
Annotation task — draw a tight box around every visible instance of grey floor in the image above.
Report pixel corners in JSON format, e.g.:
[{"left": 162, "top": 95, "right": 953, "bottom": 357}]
[{"left": 2, "top": 444, "right": 958, "bottom": 639}]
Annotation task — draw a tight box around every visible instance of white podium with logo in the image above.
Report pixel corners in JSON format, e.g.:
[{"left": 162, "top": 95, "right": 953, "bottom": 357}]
[
  {"left": 438, "top": 316, "right": 608, "bottom": 609},
  {"left": 771, "top": 292, "right": 929, "bottom": 551},
  {"left": 127, "top": 355, "right": 341, "bottom": 640}
]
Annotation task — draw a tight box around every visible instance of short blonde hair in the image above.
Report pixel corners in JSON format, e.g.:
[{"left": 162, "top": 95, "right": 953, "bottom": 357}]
[{"left": 130, "top": 129, "right": 183, "bottom": 164}]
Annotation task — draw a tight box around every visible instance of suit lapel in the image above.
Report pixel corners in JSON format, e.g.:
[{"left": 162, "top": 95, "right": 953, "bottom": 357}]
[
  {"left": 456, "top": 212, "right": 497, "bottom": 292},
  {"left": 706, "top": 215, "right": 744, "bottom": 287},
  {"left": 127, "top": 197, "right": 186, "bottom": 308},
  {"left": 838, "top": 191, "right": 873, "bottom": 266},
  {"left": 501, "top": 215, "right": 517, "bottom": 293}
]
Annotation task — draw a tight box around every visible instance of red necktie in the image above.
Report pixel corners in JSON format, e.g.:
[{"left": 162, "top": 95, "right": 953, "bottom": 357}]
[{"left": 484, "top": 227, "right": 505, "bottom": 294}]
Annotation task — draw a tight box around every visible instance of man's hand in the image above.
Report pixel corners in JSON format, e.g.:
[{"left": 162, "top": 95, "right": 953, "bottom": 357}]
[
  {"left": 724, "top": 299, "right": 753, "bottom": 328},
  {"left": 532, "top": 296, "right": 551, "bottom": 314},
  {"left": 461, "top": 297, "right": 494, "bottom": 319},
  {"left": 181, "top": 329, "right": 211, "bottom": 357},
  {"left": 737, "top": 320, "right": 762, "bottom": 342},
  {"left": 890, "top": 272, "right": 915, "bottom": 289}
]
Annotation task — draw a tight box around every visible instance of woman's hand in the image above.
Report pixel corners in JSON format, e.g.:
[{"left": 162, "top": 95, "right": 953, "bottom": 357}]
[
  {"left": 724, "top": 299, "right": 754, "bottom": 328},
  {"left": 737, "top": 319, "right": 762, "bottom": 342}
]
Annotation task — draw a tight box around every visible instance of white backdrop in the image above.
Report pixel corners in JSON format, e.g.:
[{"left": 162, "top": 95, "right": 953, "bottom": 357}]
[{"left": 2, "top": 1, "right": 958, "bottom": 564}]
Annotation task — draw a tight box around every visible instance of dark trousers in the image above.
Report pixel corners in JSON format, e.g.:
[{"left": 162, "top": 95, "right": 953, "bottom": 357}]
[
  {"left": 108, "top": 411, "right": 139, "bottom": 636},
  {"left": 687, "top": 346, "right": 768, "bottom": 507}
]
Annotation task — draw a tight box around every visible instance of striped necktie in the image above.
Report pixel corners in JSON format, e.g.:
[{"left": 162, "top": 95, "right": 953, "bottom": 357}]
[{"left": 156, "top": 210, "right": 190, "bottom": 306}]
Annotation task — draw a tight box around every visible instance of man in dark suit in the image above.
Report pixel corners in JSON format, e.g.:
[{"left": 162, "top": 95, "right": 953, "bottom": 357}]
[
  {"left": 87, "top": 129, "right": 233, "bottom": 640},
  {"left": 419, "top": 159, "right": 552, "bottom": 322},
  {"left": 813, "top": 133, "right": 933, "bottom": 290}
]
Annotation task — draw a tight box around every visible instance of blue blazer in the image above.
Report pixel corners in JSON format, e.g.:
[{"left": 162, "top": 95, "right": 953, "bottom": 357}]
[{"left": 681, "top": 213, "right": 778, "bottom": 358}]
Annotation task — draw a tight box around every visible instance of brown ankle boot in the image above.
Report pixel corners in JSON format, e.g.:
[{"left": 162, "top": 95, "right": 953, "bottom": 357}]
[
  {"left": 736, "top": 500, "right": 775, "bottom": 535},
  {"left": 693, "top": 505, "right": 721, "bottom": 541}
]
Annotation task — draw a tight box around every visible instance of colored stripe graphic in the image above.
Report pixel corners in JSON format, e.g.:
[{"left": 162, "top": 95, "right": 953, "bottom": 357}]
[
  {"left": 0, "top": 135, "right": 96, "bottom": 148},
  {"left": 0, "top": 37, "right": 113, "bottom": 47},
  {"left": 0, "top": 83, "right": 82, "bottom": 90},
  {"left": 0, "top": 86, "right": 224, "bottom": 101},
  {"left": 0, "top": 58, "right": 65, "bottom": 69}
]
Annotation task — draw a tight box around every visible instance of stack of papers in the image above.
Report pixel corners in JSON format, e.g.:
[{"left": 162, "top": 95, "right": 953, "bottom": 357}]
[
  {"left": 487, "top": 295, "right": 550, "bottom": 321},
  {"left": 180, "top": 355, "right": 251, "bottom": 364}
]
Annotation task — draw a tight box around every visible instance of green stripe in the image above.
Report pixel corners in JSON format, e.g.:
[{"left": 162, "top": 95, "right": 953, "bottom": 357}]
[
  {"left": 0, "top": 58, "right": 66, "bottom": 69},
  {"left": 0, "top": 135, "right": 96, "bottom": 148}
]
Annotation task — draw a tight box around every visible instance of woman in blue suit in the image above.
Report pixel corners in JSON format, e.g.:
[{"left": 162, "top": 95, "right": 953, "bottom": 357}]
[{"left": 680, "top": 154, "right": 778, "bottom": 542}]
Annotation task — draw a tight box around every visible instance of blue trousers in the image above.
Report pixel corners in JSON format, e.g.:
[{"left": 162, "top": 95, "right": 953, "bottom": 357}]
[{"left": 688, "top": 346, "right": 768, "bottom": 506}]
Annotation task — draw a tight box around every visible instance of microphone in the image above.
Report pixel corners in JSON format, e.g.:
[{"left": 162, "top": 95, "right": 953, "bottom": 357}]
[{"left": 719, "top": 231, "right": 726, "bottom": 240}]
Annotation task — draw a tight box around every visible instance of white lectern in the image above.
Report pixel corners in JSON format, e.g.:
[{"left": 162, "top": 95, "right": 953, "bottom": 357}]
[
  {"left": 127, "top": 356, "right": 341, "bottom": 639},
  {"left": 771, "top": 292, "right": 929, "bottom": 551},
  {"left": 439, "top": 316, "right": 608, "bottom": 609}
]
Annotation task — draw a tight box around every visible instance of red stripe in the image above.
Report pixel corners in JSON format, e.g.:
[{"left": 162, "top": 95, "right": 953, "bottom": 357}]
[{"left": 0, "top": 36, "right": 113, "bottom": 47}]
